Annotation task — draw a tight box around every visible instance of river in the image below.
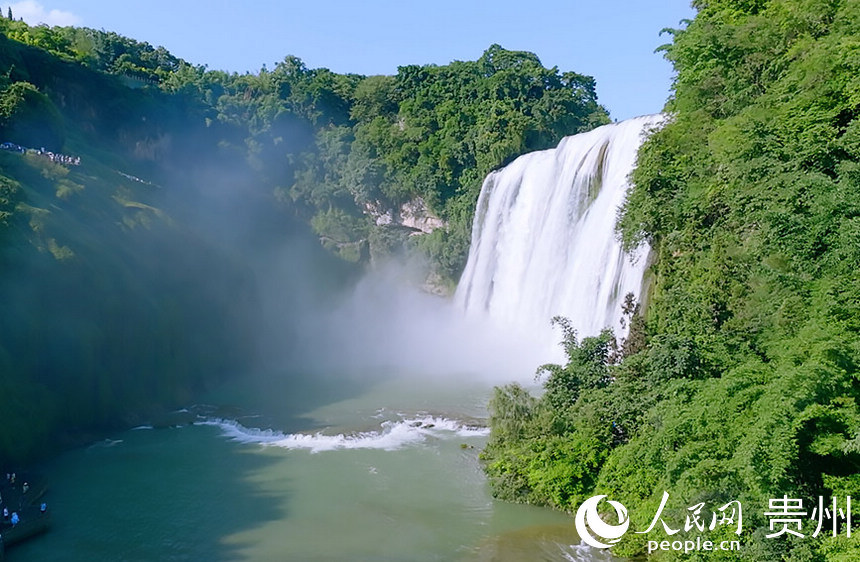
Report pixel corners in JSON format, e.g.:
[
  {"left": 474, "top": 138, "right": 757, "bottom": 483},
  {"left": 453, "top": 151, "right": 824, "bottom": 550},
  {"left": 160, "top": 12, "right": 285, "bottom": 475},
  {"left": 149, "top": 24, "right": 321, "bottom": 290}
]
[{"left": 10, "top": 368, "right": 609, "bottom": 561}]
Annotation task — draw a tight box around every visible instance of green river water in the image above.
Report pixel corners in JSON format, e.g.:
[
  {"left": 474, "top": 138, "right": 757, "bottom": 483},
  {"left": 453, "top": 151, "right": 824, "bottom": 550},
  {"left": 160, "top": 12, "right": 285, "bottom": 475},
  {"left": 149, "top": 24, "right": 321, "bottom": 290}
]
[{"left": 8, "top": 371, "right": 610, "bottom": 561}]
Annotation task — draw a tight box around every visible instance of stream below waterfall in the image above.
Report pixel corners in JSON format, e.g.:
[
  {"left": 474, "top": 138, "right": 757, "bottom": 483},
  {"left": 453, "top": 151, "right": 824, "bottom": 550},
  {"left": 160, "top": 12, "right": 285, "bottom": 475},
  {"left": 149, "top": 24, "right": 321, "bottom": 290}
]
[{"left": 11, "top": 372, "right": 613, "bottom": 562}]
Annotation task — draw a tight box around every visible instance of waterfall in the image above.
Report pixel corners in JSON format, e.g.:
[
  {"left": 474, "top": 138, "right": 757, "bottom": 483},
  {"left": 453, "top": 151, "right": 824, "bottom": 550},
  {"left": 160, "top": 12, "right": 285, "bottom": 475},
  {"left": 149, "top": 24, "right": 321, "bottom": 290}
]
[{"left": 455, "top": 115, "right": 663, "bottom": 340}]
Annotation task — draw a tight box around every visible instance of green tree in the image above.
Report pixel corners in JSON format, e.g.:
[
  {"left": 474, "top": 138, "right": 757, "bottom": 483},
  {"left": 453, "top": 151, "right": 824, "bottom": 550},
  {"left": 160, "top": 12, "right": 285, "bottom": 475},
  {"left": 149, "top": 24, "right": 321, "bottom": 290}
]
[{"left": 0, "top": 81, "right": 65, "bottom": 150}]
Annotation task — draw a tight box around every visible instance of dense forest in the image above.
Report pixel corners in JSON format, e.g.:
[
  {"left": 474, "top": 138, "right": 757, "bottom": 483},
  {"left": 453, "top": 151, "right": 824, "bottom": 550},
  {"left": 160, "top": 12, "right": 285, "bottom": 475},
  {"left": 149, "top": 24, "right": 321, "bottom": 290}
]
[
  {"left": 482, "top": 0, "right": 860, "bottom": 559},
  {"left": 0, "top": 16, "right": 607, "bottom": 282},
  {"left": 0, "top": 16, "right": 606, "bottom": 463}
]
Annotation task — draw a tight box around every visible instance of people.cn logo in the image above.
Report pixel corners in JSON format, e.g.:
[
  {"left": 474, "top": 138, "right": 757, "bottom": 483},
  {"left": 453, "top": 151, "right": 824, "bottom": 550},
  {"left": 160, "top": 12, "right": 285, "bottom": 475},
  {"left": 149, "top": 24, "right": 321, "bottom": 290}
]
[{"left": 574, "top": 495, "right": 630, "bottom": 549}]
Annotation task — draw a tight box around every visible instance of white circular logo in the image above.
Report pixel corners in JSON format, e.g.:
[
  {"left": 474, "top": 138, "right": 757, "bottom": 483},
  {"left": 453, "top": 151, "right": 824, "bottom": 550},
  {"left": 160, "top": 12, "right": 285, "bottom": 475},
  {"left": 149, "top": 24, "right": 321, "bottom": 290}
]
[{"left": 574, "top": 495, "right": 630, "bottom": 549}]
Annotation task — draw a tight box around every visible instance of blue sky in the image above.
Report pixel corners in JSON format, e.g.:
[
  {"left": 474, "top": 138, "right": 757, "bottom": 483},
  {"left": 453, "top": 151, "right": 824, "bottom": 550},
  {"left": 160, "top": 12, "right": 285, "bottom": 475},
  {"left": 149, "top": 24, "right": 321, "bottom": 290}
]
[{"left": 9, "top": 1, "right": 695, "bottom": 120}]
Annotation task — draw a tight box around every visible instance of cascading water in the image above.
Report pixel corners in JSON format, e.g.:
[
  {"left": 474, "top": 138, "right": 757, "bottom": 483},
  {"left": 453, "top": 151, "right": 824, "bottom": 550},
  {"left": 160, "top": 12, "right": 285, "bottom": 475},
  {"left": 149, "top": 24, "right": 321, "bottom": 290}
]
[{"left": 455, "top": 114, "right": 663, "bottom": 340}]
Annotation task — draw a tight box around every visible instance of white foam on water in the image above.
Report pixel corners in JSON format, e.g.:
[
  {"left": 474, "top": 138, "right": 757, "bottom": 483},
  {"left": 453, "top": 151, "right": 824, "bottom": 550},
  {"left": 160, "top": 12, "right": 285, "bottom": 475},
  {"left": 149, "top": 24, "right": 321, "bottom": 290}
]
[
  {"left": 199, "top": 415, "right": 488, "bottom": 454},
  {"left": 561, "top": 540, "right": 615, "bottom": 561},
  {"left": 87, "top": 438, "right": 124, "bottom": 449}
]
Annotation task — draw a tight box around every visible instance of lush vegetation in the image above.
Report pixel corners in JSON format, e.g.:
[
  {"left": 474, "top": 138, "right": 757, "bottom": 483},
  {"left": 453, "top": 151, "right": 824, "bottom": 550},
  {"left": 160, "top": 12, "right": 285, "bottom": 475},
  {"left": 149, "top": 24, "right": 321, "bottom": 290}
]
[
  {"left": 0, "top": 18, "right": 607, "bottom": 463},
  {"left": 325, "top": 47, "right": 608, "bottom": 278},
  {"left": 0, "top": 29, "right": 266, "bottom": 463},
  {"left": 482, "top": 0, "right": 860, "bottom": 559},
  {"left": 0, "top": 22, "right": 357, "bottom": 463},
  {"left": 0, "top": 17, "right": 608, "bottom": 282}
]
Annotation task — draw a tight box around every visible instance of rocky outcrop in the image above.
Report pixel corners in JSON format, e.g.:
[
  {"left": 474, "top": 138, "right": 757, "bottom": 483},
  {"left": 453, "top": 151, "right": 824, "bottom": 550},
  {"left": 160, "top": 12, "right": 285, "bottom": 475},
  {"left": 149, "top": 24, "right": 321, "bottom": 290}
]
[{"left": 364, "top": 197, "right": 446, "bottom": 235}]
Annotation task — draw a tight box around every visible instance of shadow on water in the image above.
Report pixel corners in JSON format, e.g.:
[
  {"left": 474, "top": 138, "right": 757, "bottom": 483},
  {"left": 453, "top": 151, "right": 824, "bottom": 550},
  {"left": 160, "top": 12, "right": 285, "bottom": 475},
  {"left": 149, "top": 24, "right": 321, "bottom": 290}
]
[
  {"left": 6, "top": 424, "right": 284, "bottom": 562},
  {"left": 7, "top": 366, "right": 385, "bottom": 562}
]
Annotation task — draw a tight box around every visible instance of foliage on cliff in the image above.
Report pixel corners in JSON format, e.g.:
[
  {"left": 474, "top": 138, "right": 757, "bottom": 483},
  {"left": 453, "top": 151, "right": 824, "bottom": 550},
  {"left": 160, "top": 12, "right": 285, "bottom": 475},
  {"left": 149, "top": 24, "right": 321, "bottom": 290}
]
[
  {"left": 0, "top": 16, "right": 608, "bottom": 280},
  {"left": 0, "top": 27, "right": 354, "bottom": 463},
  {"left": 483, "top": 0, "right": 860, "bottom": 559},
  {"left": 0, "top": 31, "right": 262, "bottom": 464},
  {"left": 0, "top": 19, "right": 607, "bottom": 462}
]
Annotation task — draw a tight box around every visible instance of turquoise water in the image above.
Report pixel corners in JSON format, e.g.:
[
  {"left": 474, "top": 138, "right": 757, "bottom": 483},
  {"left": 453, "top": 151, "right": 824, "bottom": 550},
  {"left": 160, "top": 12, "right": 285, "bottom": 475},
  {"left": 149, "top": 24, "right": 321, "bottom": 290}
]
[{"left": 10, "top": 372, "right": 602, "bottom": 561}]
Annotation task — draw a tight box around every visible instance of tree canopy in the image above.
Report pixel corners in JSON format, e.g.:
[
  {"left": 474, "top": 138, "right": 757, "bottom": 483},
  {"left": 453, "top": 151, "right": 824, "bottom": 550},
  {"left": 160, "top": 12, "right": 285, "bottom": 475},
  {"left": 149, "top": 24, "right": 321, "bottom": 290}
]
[
  {"left": 484, "top": 1, "right": 860, "bottom": 559},
  {"left": 0, "top": 16, "right": 609, "bottom": 280}
]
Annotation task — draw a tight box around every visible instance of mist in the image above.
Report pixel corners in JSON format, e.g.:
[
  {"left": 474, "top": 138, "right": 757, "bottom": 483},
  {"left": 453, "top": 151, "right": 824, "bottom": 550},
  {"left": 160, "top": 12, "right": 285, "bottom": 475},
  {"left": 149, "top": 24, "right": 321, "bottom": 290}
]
[
  {"left": 156, "top": 137, "right": 556, "bottom": 385},
  {"left": 128, "top": 126, "right": 556, "bottom": 432},
  {"left": 0, "top": 39, "right": 564, "bottom": 464},
  {"left": 257, "top": 259, "right": 558, "bottom": 382}
]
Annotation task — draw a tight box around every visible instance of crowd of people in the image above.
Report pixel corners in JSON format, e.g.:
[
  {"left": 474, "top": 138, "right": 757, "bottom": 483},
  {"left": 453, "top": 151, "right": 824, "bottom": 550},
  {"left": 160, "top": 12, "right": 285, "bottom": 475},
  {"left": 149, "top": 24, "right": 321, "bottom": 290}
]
[
  {"left": 0, "top": 472, "right": 47, "bottom": 536},
  {"left": 0, "top": 141, "right": 81, "bottom": 166}
]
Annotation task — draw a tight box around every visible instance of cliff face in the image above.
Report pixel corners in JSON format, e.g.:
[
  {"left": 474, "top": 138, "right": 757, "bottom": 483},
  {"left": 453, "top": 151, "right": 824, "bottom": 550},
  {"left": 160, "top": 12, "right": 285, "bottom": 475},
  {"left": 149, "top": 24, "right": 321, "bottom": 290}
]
[
  {"left": 367, "top": 197, "right": 447, "bottom": 235},
  {"left": 0, "top": 37, "right": 347, "bottom": 465}
]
